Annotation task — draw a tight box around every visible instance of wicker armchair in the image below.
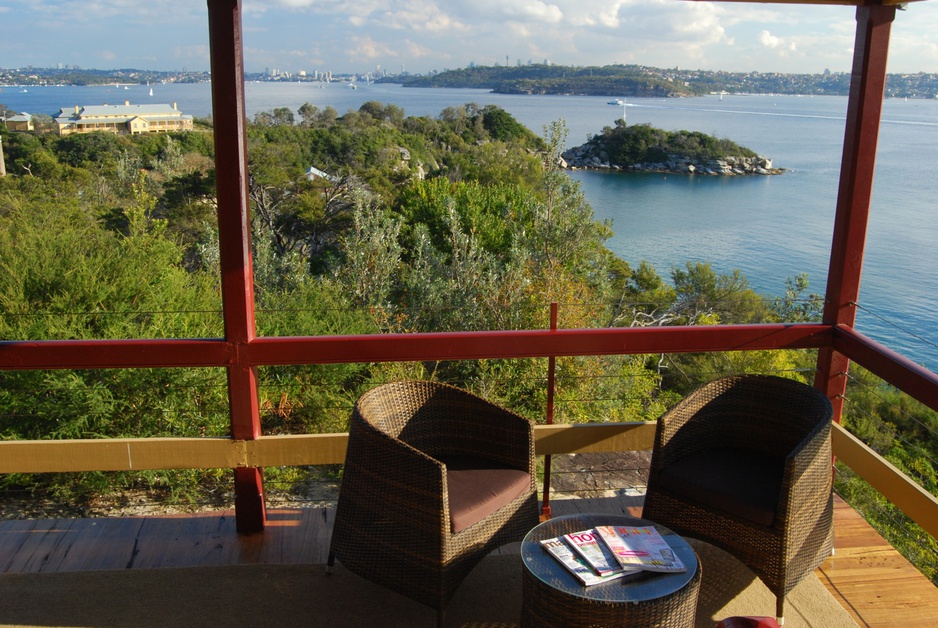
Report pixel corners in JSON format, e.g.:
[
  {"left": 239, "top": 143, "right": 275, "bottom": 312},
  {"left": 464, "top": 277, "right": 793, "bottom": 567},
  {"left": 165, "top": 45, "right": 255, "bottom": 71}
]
[
  {"left": 327, "top": 381, "right": 539, "bottom": 626},
  {"left": 642, "top": 375, "right": 834, "bottom": 623}
]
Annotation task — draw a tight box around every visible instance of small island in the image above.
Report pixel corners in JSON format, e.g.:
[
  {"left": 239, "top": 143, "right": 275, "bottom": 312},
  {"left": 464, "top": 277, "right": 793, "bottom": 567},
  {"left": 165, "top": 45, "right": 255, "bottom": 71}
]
[{"left": 561, "top": 122, "right": 783, "bottom": 176}]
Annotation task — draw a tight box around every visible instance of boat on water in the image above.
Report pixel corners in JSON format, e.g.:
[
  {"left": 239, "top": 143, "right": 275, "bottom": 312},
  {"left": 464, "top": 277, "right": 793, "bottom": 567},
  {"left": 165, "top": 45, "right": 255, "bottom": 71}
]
[{"left": 607, "top": 98, "right": 624, "bottom": 105}]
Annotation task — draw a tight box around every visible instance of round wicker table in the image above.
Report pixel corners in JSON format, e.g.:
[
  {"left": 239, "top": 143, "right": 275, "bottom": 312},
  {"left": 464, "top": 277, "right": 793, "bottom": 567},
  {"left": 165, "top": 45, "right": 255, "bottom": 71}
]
[{"left": 520, "top": 513, "right": 700, "bottom": 627}]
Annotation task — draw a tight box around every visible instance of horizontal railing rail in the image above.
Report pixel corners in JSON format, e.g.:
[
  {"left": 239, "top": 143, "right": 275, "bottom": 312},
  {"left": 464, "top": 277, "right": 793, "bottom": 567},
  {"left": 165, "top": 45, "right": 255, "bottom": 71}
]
[
  {"left": 0, "top": 420, "right": 934, "bottom": 539},
  {"left": 833, "top": 325, "right": 938, "bottom": 410},
  {"left": 831, "top": 423, "right": 938, "bottom": 539},
  {"left": 1, "top": 322, "right": 935, "bottom": 541},
  {"left": 0, "top": 424, "right": 659, "bottom": 474},
  {"left": 0, "top": 323, "right": 831, "bottom": 369}
]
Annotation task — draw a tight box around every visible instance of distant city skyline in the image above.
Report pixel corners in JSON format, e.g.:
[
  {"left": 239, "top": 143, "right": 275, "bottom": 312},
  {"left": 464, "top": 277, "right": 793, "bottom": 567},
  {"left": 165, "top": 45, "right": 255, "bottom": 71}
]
[{"left": 2, "top": 1, "right": 937, "bottom": 76}]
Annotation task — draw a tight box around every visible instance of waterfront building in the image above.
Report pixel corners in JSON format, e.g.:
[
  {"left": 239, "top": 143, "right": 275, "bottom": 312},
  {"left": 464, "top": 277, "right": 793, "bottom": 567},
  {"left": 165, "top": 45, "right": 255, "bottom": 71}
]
[
  {"left": 3, "top": 112, "right": 34, "bottom": 132},
  {"left": 53, "top": 101, "right": 194, "bottom": 136}
]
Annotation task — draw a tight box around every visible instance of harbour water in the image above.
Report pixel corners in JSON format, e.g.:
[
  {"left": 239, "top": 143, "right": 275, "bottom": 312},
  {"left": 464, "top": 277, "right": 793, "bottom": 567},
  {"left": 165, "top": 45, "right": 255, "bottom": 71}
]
[{"left": 2, "top": 82, "right": 937, "bottom": 368}]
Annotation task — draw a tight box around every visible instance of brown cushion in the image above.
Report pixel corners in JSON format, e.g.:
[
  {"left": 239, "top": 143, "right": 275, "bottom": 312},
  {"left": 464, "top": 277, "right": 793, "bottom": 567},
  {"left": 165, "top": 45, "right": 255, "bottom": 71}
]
[
  {"left": 657, "top": 448, "right": 784, "bottom": 527},
  {"left": 717, "top": 618, "right": 781, "bottom": 628},
  {"left": 440, "top": 455, "right": 531, "bottom": 534}
]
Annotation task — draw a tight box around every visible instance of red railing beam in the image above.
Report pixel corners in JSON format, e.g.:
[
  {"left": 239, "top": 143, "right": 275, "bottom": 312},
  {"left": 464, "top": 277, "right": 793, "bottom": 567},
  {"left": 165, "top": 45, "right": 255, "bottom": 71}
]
[
  {"left": 0, "top": 339, "right": 230, "bottom": 370},
  {"left": 815, "top": 3, "right": 896, "bottom": 415},
  {"left": 833, "top": 326, "right": 938, "bottom": 411},
  {"left": 244, "top": 324, "right": 832, "bottom": 365},
  {"left": 0, "top": 324, "right": 833, "bottom": 371}
]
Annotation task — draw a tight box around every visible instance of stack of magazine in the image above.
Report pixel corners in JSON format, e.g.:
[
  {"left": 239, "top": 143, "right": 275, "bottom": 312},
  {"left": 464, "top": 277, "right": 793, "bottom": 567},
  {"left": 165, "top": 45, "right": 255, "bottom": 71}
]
[{"left": 539, "top": 524, "right": 687, "bottom": 586}]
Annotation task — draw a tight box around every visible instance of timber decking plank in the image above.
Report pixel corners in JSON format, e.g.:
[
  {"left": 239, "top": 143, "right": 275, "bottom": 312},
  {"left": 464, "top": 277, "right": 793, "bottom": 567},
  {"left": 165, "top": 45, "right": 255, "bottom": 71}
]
[
  {"left": 296, "top": 507, "right": 335, "bottom": 565},
  {"left": 55, "top": 517, "right": 121, "bottom": 571},
  {"left": 257, "top": 508, "right": 312, "bottom": 564},
  {"left": 68, "top": 516, "right": 146, "bottom": 571},
  {"left": 0, "top": 494, "right": 934, "bottom": 625},
  {"left": 817, "top": 496, "right": 938, "bottom": 626},
  {"left": 130, "top": 514, "right": 233, "bottom": 569},
  {"left": 0, "top": 520, "right": 49, "bottom": 573},
  {"left": 4, "top": 519, "right": 78, "bottom": 573},
  {"left": 33, "top": 518, "right": 102, "bottom": 572}
]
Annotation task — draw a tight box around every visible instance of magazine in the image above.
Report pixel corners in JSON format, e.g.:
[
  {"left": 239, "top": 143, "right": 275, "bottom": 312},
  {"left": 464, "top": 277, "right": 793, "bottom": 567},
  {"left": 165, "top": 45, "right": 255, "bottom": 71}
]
[
  {"left": 594, "top": 525, "right": 687, "bottom": 573},
  {"left": 539, "top": 537, "right": 636, "bottom": 586},
  {"left": 563, "top": 528, "right": 632, "bottom": 576}
]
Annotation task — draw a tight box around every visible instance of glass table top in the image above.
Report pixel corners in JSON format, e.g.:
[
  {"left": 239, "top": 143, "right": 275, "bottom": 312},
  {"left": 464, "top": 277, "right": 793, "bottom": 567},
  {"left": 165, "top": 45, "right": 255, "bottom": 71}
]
[{"left": 521, "top": 513, "right": 699, "bottom": 603}]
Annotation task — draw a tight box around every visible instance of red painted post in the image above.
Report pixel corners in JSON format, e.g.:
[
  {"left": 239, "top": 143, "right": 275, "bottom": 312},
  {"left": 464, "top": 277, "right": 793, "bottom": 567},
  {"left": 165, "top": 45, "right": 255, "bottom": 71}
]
[
  {"left": 207, "top": 0, "right": 266, "bottom": 533},
  {"left": 541, "top": 303, "right": 558, "bottom": 520},
  {"left": 815, "top": 3, "right": 896, "bottom": 422}
]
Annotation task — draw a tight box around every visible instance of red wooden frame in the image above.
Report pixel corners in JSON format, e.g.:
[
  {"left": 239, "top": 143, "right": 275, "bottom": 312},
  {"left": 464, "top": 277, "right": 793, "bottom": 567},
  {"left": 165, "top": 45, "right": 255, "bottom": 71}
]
[
  {"left": 815, "top": 3, "right": 897, "bottom": 418},
  {"left": 0, "top": 1, "right": 930, "bottom": 533}
]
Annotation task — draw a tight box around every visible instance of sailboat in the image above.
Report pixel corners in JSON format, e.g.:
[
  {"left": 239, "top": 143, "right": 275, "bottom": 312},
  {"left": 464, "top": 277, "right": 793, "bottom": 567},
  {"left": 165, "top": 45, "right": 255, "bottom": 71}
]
[{"left": 149, "top": 87, "right": 154, "bottom": 96}]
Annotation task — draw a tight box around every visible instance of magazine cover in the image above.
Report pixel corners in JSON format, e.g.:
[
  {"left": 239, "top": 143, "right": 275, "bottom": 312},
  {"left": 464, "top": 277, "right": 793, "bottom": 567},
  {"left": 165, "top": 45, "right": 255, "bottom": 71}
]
[
  {"left": 539, "top": 537, "right": 634, "bottom": 586},
  {"left": 594, "top": 525, "right": 687, "bottom": 573},
  {"left": 563, "top": 528, "right": 630, "bottom": 576}
]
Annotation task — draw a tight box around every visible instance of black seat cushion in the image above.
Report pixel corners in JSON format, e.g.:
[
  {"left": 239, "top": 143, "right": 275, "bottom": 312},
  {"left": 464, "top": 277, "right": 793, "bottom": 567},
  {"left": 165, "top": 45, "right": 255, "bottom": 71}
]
[
  {"left": 656, "top": 447, "right": 784, "bottom": 527},
  {"left": 440, "top": 455, "right": 531, "bottom": 534}
]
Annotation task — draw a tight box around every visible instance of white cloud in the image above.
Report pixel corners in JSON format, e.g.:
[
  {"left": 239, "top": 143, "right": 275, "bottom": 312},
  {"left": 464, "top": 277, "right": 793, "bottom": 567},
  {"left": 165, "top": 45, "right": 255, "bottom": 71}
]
[
  {"left": 5, "top": 0, "right": 938, "bottom": 74},
  {"left": 383, "top": 5, "right": 469, "bottom": 33},
  {"left": 346, "top": 34, "right": 401, "bottom": 63},
  {"left": 887, "top": 3, "right": 938, "bottom": 73},
  {"left": 210, "top": 2, "right": 938, "bottom": 74},
  {"left": 403, "top": 39, "right": 436, "bottom": 60},
  {"left": 503, "top": 2, "right": 563, "bottom": 23},
  {"left": 170, "top": 45, "right": 211, "bottom": 65},
  {"left": 30, "top": 0, "right": 203, "bottom": 24},
  {"left": 759, "top": 30, "right": 796, "bottom": 53}
]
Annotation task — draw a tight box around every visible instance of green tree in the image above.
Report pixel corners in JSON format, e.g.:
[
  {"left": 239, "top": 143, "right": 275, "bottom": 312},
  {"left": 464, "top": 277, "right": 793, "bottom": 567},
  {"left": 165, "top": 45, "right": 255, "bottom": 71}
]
[
  {"left": 333, "top": 190, "right": 403, "bottom": 315},
  {"left": 671, "top": 262, "right": 769, "bottom": 325},
  {"left": 0, "top": 172, "right": 228, "bottom": 502},
  {"left": 56, "top": 131, "right": 126, "bottom": 170},
  {"left": 771, "top": 273, "right": 824, "bottom": 322},
  {"left": 480, "top": 104, "right": 530, "bottom": 142},
  {"left": 297, "top": 102, "right": 318, "bottom": 127}
]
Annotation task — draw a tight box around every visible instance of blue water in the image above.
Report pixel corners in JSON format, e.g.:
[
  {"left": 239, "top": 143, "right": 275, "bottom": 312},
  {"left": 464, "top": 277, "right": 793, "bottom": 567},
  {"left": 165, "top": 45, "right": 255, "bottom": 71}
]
[{"left": 3, "top": 83, "right": 937, "bottom": 368}]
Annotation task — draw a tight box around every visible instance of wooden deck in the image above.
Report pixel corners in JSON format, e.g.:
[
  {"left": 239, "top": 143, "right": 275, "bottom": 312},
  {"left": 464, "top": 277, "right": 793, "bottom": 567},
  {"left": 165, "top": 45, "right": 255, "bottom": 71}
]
[{"left": 0, "top": 494, "right": 935, "bottom": 626}]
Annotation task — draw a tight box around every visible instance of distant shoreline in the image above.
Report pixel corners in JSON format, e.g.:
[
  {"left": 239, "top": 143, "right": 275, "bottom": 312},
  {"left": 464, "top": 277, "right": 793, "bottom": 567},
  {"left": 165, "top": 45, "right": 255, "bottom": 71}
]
[{"left": 3, "top": 62, "right": 937, "bottom": 99}]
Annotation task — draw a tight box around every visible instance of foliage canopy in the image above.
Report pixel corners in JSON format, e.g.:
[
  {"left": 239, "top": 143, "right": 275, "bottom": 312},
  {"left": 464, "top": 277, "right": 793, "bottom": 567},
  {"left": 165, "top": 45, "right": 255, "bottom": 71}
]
[{"left": 4, "top": 103, "right": 934, "bottom": 591}]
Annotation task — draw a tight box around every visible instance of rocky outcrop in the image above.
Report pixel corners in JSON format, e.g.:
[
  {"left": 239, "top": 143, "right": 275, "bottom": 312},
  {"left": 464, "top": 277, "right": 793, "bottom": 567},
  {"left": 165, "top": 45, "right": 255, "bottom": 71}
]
[{"left": 560, "top": 144, "right": 784, "bottom": 176}]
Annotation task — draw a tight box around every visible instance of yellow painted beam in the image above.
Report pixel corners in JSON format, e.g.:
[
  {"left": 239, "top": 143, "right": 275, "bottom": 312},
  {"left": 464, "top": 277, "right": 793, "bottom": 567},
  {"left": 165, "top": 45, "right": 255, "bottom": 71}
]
[
  {"left": 0, "top": 437, "right": 242, "bottom": 473},
  {"left": 247, "top": 434, "right": 349, "bottom": 467},
  {"left": 0, "top": 424, "right": 656, "bottom": 472},
  {"left": 2, "top": 422, "right": 936, "bottom": 543},
  {"left": 534, "top": 422, "right": 656, "bottom": 455},
  {"left": 832, "top": 422, "right": 938, "bottom": 539}
]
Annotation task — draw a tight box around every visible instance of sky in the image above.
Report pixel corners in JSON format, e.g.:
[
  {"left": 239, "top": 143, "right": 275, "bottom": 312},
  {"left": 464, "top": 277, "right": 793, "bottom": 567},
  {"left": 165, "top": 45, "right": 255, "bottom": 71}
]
[{"left": 2, "top": 1, "right": 938, "bottom": 76}]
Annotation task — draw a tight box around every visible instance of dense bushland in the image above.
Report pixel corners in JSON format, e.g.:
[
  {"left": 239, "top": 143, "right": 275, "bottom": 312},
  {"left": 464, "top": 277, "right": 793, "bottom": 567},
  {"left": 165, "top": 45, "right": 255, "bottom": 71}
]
[{"left": 1, "top": 101, "right": 935, "bottom": 582}]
